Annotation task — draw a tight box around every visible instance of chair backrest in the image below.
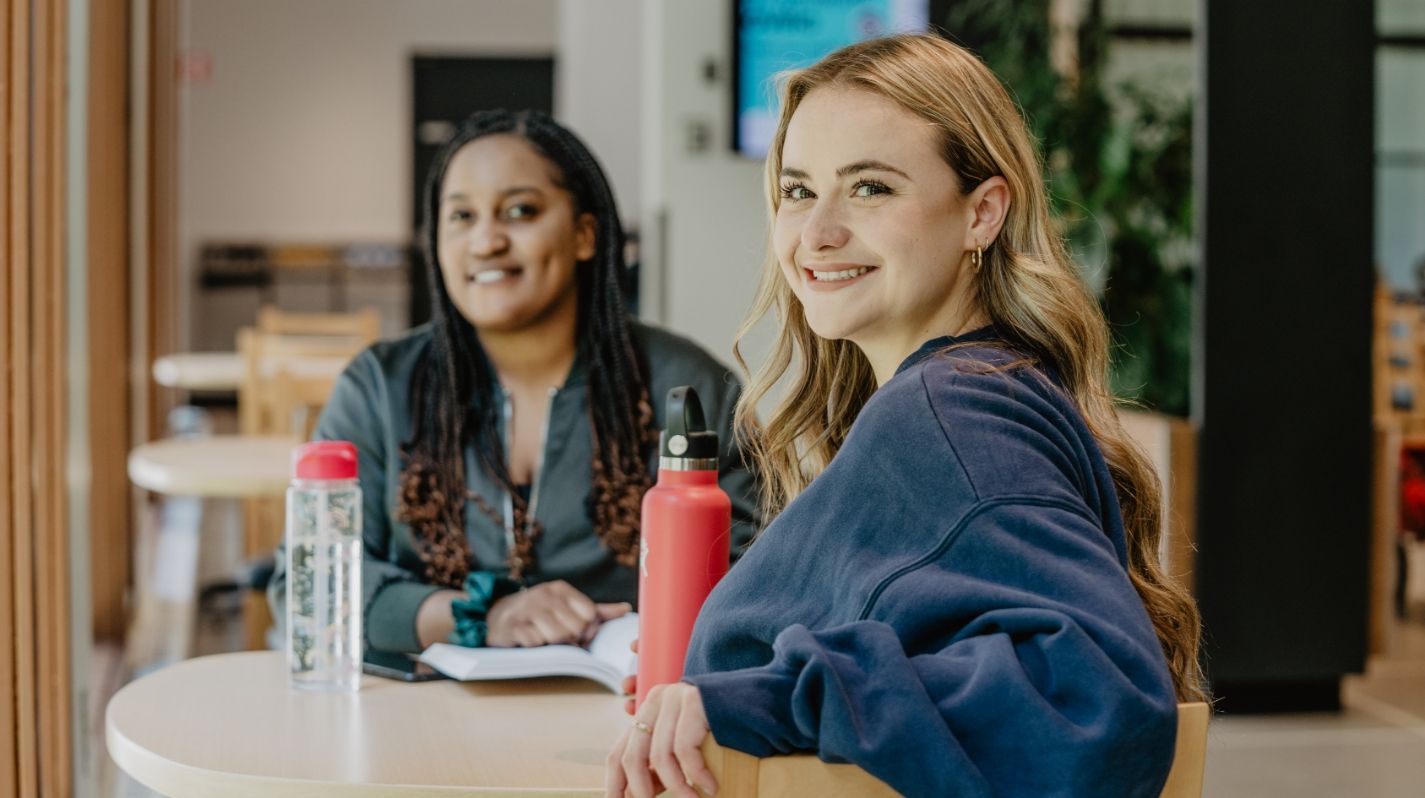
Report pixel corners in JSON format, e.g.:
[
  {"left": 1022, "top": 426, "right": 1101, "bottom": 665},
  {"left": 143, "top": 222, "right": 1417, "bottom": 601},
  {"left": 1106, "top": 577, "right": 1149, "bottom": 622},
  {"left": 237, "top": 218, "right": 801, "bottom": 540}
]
[
  {"left": 256, "top": 304, "right": 380, "bottom": 341},
  {"left": 270, "top": 370, "right": 339, "bottom": 442},
  {"left": 235, "top": 327, "right": 364, "bottom": 650},
  {"left": 236, "top": 327, "right": 361, "bottom": 437},
  {"left": 699, "top": 701, "right": 1210, "bottom": 798},
  {"left": 699, "top": 739, "right": 896, "bottom": 797},
  {"left": 1159, "top": 702, "right": 1209, "bottom": 798}
]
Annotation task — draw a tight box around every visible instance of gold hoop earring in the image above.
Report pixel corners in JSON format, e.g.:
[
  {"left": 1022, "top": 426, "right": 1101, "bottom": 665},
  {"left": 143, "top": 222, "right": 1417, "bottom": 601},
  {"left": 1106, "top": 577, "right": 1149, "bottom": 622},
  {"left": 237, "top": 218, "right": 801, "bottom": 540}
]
[{"left": 970, "top": 245, "right": 983, "bottom": 272}]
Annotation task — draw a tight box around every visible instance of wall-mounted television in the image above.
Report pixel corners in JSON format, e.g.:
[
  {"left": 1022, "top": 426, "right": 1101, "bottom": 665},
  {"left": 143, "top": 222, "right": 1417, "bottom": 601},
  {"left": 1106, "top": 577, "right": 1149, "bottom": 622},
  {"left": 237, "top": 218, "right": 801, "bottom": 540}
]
[{"left": 733, "top": 0, "right": 934, "bottom": 159}]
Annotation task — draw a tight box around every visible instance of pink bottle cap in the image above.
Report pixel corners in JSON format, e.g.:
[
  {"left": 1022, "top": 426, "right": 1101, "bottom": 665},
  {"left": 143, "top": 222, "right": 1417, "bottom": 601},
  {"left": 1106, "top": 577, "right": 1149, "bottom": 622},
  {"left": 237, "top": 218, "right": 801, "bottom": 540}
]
[{"left": 292, "top": 441, "right": 358, "bottom": 480}]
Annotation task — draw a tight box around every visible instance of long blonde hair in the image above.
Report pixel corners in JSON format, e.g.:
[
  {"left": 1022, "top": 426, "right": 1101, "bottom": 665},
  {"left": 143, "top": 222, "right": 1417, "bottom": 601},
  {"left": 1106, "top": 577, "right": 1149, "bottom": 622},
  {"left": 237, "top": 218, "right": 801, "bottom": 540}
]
[{"left": 733, "top": 33, "right": 1206, "bottom": 703}]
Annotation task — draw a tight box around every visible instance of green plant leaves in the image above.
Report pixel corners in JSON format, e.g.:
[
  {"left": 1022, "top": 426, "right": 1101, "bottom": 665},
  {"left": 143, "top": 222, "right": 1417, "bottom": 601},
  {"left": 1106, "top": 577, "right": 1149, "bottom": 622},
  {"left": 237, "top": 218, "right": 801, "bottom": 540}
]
[{"left": 943, "top": 0, "right": 1194, "bottom": 415}]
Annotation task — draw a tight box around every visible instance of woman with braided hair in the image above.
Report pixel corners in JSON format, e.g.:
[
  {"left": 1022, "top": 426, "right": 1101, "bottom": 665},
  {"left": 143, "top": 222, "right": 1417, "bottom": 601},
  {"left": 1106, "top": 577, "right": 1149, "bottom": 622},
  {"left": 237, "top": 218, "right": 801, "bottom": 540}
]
[{"left": 269, "top": 109, "right": 757, "bottom": 653}]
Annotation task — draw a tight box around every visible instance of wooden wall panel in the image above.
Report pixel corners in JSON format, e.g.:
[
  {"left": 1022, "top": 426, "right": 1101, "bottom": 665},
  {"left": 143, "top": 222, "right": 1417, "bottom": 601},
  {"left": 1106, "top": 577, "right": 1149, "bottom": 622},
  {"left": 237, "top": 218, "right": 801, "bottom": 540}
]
[
  {"left": 42, "top": 0, "right": 73, "bottom": 791},
  {"left": 148, "top": 0, "right": 179, "bottom": 439},
  {"left": 9, "top": 0, "right": 40, "bottom": 790},
  {"left": 89, "top": 0, "right": 133, "bottom": 642},
  {"left": 2, "top": 0, "right": 74, "bottom": 792},
  {"left": 1, "top": 0, "right": 16, "bottom": 787}
]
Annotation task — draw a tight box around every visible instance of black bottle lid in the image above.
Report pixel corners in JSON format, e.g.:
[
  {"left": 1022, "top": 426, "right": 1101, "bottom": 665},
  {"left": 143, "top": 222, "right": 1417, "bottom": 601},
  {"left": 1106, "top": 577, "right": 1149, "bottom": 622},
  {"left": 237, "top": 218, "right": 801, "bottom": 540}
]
[{"left": 660, "top": 386, "right": 720, "bottom": 462}]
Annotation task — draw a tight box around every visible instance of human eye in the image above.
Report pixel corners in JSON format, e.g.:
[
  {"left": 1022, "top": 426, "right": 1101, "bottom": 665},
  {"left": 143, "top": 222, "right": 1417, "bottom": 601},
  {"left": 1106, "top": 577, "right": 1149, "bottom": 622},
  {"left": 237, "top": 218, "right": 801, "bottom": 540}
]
[
  {"left": 779, "top": 182, "right": 814, "bottom": 201},
  {"left": 852, "top": 180, "right": 893, "bottom": 198},
  {"left": 504, "top": 202, "right": 540, "bottom": 221},
  {"left": 445, "top": 207, "right": 474, "bottom": 224}
]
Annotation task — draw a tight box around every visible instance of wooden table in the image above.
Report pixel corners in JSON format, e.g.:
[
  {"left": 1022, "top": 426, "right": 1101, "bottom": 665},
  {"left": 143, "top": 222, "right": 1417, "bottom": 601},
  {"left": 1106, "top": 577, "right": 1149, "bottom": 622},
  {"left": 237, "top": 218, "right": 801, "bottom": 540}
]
[
  {"left": 153, "top": 351, "right": 350, "bottom": 392},
  {"left": 152, "top": 352, "right": 245, "bottom": 392},
  {"left": 106, "top": 651, "right": 630, "bottom": 797},
  {"left": 127, "top": 435, "right": 300, "bottom": 498},
  {"left": 107, "top": 654, "right": 1206, "bottom": 797}
]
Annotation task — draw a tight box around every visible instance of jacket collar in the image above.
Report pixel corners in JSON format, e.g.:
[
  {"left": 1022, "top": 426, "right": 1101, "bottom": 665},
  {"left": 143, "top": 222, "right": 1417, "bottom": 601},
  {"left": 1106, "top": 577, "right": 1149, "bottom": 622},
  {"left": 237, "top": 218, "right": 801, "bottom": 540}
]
[{"left": 894, "top": 326, "right": 1002, "bottom": 377}]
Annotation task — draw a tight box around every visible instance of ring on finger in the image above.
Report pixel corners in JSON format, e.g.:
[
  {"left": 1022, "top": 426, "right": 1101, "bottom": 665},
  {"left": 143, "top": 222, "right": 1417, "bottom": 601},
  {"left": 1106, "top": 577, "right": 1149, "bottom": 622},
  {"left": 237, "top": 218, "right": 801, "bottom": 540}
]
[{"left": 632, "top": 719, "right": 653, "bottom": 734}]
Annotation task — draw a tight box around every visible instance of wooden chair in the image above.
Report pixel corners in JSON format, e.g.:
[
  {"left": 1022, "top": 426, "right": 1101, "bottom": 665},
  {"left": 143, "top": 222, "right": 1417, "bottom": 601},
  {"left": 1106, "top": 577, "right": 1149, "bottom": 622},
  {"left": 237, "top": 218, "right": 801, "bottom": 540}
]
[
  {"left": 698, "top": 702, "right": 1210, "bottom": 797},
  {"left": 235, "top": 327, "right": 365, "bottom": 437},
  {"left": 236, "top": 326, "right": 367, "bottom": 648},
  {"left": 256, "top": 304, "right": 380, "bottom": 341},
  {"left": 267, "top": 369, "right": 339, "bottom": 443}
]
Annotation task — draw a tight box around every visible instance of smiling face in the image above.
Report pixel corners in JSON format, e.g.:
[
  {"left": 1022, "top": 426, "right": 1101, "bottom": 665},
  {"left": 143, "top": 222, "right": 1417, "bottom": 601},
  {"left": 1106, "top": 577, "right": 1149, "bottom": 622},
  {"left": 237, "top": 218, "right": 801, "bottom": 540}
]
[
  {"left": 436, "top": 134, "right": 595, "bottom": 334},
  {"left": 773, "top": 85, "right": 989, "bottom": 373}
]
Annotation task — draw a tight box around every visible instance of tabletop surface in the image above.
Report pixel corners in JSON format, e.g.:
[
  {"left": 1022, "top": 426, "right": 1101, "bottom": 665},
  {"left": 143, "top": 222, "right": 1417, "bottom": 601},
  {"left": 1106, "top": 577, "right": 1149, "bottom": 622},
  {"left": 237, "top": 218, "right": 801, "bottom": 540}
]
[
  {"left": 106, "top": 651, "right": 630, "bottom": 797},
  {"left": 151, "top": 352, "right": 244, "bottom": 391},
  {"left": 127, "top": 435, "right": 301, "bottom": 497},
  {"left": 152, "top": 350, "right": 351, "bottom": 391}
]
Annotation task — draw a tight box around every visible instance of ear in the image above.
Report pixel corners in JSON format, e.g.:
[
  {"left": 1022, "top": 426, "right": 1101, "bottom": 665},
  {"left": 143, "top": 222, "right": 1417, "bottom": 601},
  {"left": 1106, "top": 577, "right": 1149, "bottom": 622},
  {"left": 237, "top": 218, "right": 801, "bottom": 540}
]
[
  {"left": 966, "top": 176, "right": 1010, "bottom": 249},
  {"left": 574, "top": 212, "right": 597, "bottom": 262}
]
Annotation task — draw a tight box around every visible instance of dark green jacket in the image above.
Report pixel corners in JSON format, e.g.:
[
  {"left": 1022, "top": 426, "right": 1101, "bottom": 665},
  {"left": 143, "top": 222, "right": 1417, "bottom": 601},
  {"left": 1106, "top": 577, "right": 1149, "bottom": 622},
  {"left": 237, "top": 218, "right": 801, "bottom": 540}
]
[{"left": 268, "top": 321, "right": 759, "bottom": 653}]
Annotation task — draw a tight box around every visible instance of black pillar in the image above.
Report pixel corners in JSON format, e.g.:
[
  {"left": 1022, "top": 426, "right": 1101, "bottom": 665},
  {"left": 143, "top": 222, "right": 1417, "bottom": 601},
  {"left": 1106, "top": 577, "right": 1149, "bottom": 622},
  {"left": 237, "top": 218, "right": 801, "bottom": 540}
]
[{"left": 1196, "top": 0, "right": 1375, "bottom": 711}]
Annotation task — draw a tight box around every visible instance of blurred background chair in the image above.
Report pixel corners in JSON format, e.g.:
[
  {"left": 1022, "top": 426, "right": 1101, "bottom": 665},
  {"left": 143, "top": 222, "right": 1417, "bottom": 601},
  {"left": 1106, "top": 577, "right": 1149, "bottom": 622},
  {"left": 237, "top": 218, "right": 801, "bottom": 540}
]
[
  {"left": 257, "top": 304, "right": 380, "bottom": 340},
  {"left": 238, "top": 306, "right": 378, "bottom": 431},
  {"left": 233, "top": 310, "right": 376, "bottom": 648},
  {"left": 127, "top": 306, "right": 380, "bottom": 665}
]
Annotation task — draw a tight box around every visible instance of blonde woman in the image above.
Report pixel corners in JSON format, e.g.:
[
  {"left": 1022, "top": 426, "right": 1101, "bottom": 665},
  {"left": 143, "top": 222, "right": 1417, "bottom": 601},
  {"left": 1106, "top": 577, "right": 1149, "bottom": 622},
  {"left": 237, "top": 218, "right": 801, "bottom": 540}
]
[{"left": 606, "top": 34, "right": 1206, "bottom": 798}]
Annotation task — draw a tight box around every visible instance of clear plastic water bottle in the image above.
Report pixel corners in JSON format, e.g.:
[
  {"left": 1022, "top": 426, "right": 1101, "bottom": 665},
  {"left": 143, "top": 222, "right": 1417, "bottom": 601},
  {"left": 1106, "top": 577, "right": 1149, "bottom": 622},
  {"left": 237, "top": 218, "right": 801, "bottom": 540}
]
[{"left": 285, "top": 441, "right": 363, "bottom": 692}]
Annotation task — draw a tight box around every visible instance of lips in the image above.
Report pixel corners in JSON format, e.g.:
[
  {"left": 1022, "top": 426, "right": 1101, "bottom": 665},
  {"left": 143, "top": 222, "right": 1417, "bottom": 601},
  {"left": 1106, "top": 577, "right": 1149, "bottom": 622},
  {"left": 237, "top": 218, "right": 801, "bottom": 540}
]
[
  {"left": 802, "top": 264, "right": 878, "bottom": 288},
  {"left": 808, "top": 265, "right": 874, "bottom": 282},
  {"left": 467, "top": 266, "right": 523, "bottom": 284}
]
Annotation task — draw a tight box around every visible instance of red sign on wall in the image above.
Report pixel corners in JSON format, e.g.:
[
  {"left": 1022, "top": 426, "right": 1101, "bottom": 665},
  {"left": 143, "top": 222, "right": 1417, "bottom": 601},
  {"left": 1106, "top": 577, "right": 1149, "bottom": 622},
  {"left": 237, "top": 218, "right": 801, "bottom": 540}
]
[{"left": 175, "top": 50, "right": 213, "bottom": 84}]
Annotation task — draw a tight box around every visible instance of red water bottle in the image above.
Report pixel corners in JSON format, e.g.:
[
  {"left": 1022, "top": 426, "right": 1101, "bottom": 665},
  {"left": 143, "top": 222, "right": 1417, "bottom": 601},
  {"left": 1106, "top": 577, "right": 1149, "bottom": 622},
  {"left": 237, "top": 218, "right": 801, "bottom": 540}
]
[{"left": 636, "top": 386, "right": 731, "bottom": 708}]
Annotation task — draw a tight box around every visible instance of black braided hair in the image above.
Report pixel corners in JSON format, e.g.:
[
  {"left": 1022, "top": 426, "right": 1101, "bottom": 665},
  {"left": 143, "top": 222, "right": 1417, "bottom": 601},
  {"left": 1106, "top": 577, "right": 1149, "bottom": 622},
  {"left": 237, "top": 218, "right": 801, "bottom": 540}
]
[{"left": 398, "top": 109, "right": 656, "bottom": 586}]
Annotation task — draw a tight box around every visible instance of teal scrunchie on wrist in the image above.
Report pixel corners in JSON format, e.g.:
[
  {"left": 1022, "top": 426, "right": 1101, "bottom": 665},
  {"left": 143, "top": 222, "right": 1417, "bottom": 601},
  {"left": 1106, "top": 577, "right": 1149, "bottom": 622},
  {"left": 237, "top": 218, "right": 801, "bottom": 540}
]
[{"left": 449, "top": 571, "right": 522, "bottom": 648}]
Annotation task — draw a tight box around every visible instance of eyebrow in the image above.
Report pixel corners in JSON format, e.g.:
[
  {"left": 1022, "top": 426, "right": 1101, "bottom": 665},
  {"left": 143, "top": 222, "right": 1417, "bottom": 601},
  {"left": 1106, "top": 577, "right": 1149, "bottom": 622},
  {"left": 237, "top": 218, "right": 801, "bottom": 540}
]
[
  {"left": 779, "top": 160, "right": 912, "bottom": 181},
  {"left": 442, "top": 186, "right": 546, "bottom": 202}
]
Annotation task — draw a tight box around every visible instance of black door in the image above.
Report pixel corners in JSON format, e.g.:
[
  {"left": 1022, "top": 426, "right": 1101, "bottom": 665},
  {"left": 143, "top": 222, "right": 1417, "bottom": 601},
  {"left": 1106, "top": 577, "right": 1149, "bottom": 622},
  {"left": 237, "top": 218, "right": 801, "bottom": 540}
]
[{"left": 410, "top": 56, "right": 555, "bottom": 326}]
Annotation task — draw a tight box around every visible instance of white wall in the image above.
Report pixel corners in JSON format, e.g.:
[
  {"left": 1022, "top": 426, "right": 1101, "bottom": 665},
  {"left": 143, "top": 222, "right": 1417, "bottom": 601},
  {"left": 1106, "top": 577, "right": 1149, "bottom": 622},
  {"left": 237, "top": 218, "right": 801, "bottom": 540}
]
[
  {"left": 640, "top": 0, "right": 770, "bottom": 368},
  {"left": 556, "top": 0, "right": 643, "bottom": 225},
  {"left": 178, "top": 0, "right": 558, "bottom": 347}
]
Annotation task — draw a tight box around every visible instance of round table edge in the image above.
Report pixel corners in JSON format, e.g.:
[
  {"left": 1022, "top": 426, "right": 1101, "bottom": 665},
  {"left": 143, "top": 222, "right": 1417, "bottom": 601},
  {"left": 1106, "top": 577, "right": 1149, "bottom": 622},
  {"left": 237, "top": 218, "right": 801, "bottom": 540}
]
[
  {"left": 104, "top": 667, "right": 605, "bottom": 798},
  {"left": 126, "top": 437, "right": 296, "bottom": 497}
]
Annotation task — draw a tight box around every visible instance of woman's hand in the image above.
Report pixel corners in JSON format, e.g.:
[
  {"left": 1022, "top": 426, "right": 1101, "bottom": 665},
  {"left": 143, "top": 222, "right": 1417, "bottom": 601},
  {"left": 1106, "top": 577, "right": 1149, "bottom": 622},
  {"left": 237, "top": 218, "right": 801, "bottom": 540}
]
[
  {"left": 622, "top": 639, "right": 638, "bottom": 715},
  {"left": 486, "top": 580, "right": 629, "bottom": 647},
  {"left": 605, "top": 682, "right": 717, "bottom": 798}
]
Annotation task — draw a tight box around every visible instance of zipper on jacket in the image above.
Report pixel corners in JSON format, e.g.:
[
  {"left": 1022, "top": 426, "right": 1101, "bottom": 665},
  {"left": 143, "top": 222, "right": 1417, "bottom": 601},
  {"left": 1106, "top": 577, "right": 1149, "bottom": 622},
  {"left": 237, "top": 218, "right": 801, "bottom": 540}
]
[
  {"left": 525, "top": 386, "right": 558, "bottom": 526},
  {"left": 499, "top": 385, "right": 558, "bottom": 561}
]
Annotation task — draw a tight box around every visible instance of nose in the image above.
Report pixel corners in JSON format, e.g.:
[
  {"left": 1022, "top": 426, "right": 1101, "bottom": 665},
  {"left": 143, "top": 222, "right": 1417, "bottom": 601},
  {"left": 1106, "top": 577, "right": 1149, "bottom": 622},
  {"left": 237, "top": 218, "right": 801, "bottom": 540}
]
[
  {"left": 801, "top": 197, "right": 850, "bottom": 253},
  {"left": 469, "top": 219, "right": 510, "bottom": 258}
]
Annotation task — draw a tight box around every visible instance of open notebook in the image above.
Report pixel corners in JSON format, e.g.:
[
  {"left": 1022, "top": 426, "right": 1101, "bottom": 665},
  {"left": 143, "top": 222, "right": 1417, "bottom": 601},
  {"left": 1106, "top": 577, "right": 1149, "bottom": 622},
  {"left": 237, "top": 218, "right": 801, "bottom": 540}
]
[{"left": 418, "top": 612, "right": 639, "bottom": 693}]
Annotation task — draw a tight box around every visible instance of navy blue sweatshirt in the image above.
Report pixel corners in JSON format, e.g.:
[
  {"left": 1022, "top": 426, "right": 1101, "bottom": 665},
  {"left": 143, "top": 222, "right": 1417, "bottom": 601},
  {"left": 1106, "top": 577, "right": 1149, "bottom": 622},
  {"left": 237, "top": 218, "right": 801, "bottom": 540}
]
[{"left": 683, "top": 331, "right": 1178, "bottom": 797}]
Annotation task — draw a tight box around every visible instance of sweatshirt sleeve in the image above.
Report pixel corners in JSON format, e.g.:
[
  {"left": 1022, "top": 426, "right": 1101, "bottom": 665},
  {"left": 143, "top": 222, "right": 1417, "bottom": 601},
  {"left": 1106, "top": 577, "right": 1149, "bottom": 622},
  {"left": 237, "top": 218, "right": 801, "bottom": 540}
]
[
  {"left": 684, "top": 500, "right": 1179, "bottom": 798},
  {"left": 266, "top": 352, "right": 441, "bottom": 653}
]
